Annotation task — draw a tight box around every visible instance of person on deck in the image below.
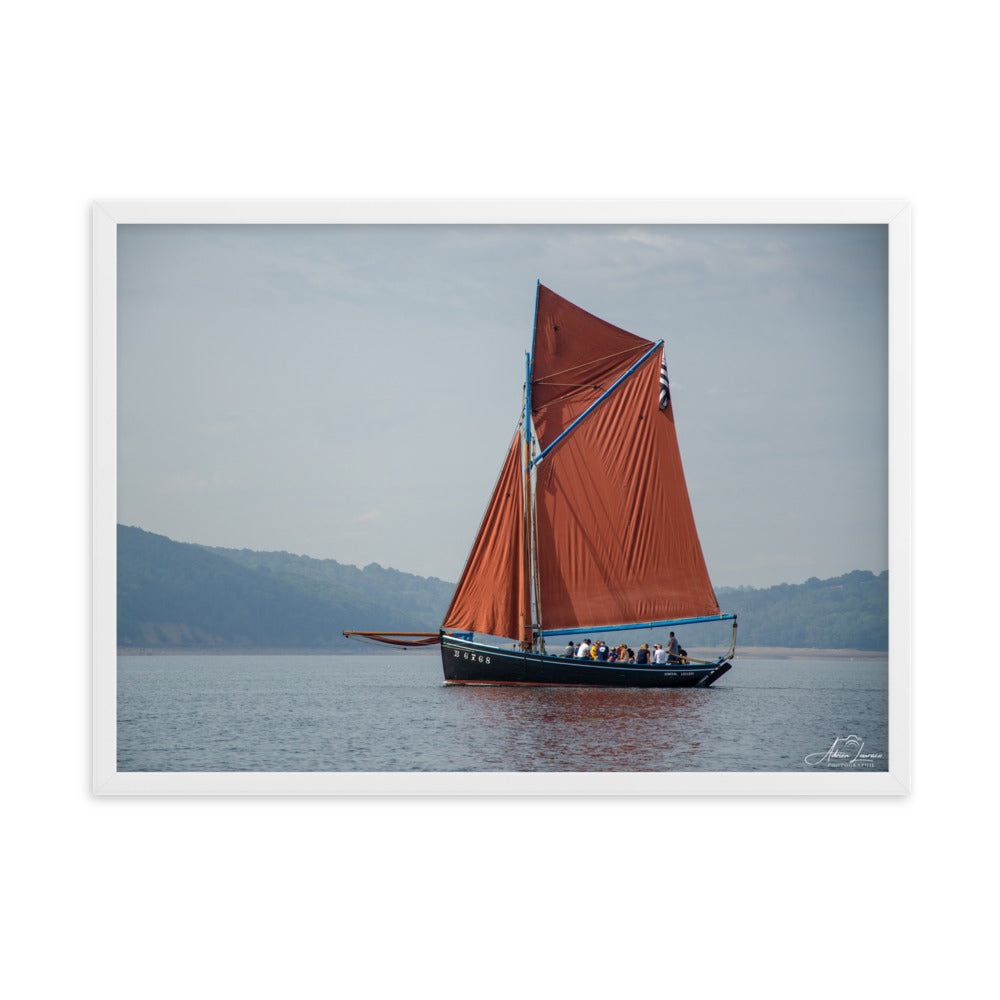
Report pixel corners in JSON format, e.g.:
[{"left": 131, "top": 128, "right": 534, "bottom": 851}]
[
  {"left": 666, "top": 632, "right": 681, "bottom": 664},
  {"left": 652, "top": 643, "right": 667, "bottom": 665},
  {"left": 596, "top": 641, "right": 609, "bottom": 661},
  {"left": 562, "top": 641, "right": 576, "bottom": 657},
  {"left": 636, "top": 643, "right": 650, "bottom": 665},
  {"left": 576, "top": 640, "right": 592, "bottom": 659}
]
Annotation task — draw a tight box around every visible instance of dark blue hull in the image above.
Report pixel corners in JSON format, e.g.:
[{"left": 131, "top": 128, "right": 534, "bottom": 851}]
[{"left": 441, "top": 634, "right": 732, "bottom": 688}]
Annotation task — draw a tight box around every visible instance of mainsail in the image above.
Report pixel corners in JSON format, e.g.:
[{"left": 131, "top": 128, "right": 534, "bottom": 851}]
[{"left": 440, "top": 284, "right": 720, "bottom": 644}]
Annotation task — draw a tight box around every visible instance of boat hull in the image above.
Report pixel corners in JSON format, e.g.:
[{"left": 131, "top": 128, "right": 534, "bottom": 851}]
[{"left": 441, "top": 634, "right": 732, "bottom": 688}]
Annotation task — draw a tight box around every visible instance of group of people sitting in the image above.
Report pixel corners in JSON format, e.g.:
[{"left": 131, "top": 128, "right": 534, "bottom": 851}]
[{"left": 561, "top": 632, "right": 688, "bottom": 666}]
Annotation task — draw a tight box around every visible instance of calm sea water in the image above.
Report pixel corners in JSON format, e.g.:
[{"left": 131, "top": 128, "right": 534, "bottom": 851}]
[{"left": 117, "top": 653, "right": 888, "bottom": 772}]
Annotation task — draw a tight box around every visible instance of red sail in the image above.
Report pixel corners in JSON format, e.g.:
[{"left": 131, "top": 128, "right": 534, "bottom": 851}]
[
  {"left": 530, "top": 286, "right": 720, "bottom": 630},
  {"left": 441, "top": 433, "right": 527, "bottom": 640}
]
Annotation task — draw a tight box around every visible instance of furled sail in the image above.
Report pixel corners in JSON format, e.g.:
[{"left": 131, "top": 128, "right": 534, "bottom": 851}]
[
  {"left": 529, "top": 285, "right": 720, "bottom": 630},
  {"left": 342, "top": 631, "right": 441, "bottom": 647},
  {"left": 441, "top": 432, "right": 528, "bottom": 640}
]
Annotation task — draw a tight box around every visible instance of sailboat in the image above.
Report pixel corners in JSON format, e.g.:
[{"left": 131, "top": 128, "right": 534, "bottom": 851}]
[{"left": 346, "top": 284, "right": 736, "bottom": 687}]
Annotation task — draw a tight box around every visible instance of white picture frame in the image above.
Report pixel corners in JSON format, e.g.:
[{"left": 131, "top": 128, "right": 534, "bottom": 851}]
[{"left": 94, "top": 199, "right": 910, "bottom": 795}]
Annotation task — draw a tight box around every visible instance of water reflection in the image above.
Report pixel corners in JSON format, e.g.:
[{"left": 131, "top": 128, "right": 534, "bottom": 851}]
[
  {"left": 117, "top": 655, "right": 888, "bottom": 772},
  {"left": 445, "top": 685, "right": 716, "bottom": 771}
]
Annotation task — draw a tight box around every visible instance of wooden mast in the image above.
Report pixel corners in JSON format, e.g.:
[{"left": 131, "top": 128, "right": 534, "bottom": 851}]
[
  {"left": 520, "top": 281, "right": 541, "bottom": 652},
  {"left": 521, "top": 348, "right": 534, "bottom": 651}
]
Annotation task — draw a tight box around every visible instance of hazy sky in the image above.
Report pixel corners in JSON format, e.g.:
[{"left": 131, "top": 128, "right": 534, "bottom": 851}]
[{"left": 117, "top": 223, "right": 888, "bottom": 589}]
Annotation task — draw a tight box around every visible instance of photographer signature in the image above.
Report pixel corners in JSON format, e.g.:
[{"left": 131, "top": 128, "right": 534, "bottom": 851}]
[{"left": 805, "top": 734, "right": 885, "bottom": 767}]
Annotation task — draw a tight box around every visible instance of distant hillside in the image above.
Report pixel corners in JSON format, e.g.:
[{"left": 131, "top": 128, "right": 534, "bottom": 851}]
[
  {"left": 554, "top": 570, "right": 888, "bottom": 657},
  {"left": 117, "top": 525, "right": 453, "bottom": 651},
  {"left": 206, "top": 544, "right": 454, "bottom": 626},
  {"left": 117, "top": 525, "right": 888, "bottom": 653},
  {"left": 706, "top": 570, "right": 888, "bottom": 651}
]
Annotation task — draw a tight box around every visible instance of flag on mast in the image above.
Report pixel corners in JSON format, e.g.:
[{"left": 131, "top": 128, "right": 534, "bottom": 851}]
[{"left": 659, "top": 350, "right": 671, "bottom": 409}]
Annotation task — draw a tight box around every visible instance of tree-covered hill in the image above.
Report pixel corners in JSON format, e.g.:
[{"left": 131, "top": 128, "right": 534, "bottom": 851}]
[
  {"left": 117, "top": 525, "right": 452, "bottom": 651},
  {"left": 117, "top": 525, "right": 888, "bottom": 652},
  {"left": 206, "top": 544, "right": 454, "bottom": 627},
  {"left": 703, "top": 570, "right": 888, "bottom": 651}
]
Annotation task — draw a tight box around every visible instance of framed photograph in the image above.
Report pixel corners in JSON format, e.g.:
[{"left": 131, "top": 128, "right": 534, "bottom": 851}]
[{"left": 94, "top": 200, "right": 910, "bottom": 794}]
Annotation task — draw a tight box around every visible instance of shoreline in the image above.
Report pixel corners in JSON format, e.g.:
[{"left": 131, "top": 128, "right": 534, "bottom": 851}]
[
  {"left": 117, "top": 645, "right": 888, "bottom": 660},
  {"left": 708, "top": 646, "right": 886, "bottom": 660}
]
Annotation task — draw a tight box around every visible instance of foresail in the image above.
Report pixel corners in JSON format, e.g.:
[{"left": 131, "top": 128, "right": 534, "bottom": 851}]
[
  {"left": 441, "top": 432, "right": 527, "bottom": 640},
  {"left": 530, "top": 286, "right": 720, "bottom": 630}
]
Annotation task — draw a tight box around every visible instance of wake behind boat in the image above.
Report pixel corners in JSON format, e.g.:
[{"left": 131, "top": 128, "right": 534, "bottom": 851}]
[{"left": 346, "top": 283, "right": 736, "bottom": 687}]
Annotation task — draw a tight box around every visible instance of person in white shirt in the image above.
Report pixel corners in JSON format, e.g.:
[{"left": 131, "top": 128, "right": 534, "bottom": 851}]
[
  {"left": 652, "top": 643, "right": 667, "bottom": 665},
  {"left": 576, "top": 640, "right": 592, "bottom": 659}
]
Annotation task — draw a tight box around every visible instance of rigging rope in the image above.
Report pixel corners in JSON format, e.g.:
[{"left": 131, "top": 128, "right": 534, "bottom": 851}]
[
  {"left": 531, "top": 345, "right": 651, "bottom": 415},
  {"left": 533, "top": 344, "right": 648, "bottom": 386}
]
